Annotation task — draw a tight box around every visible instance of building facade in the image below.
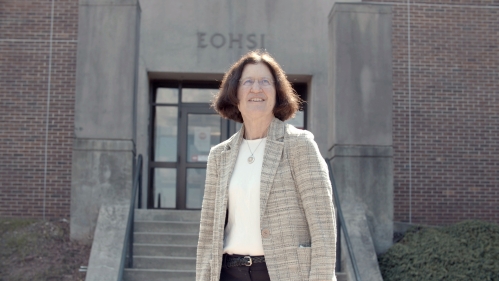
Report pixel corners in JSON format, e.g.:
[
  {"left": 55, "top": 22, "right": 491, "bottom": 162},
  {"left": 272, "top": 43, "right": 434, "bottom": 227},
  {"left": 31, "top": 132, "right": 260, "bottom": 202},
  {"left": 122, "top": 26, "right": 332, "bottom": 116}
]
[{"left": 1, "top": 0, "right": 498, "bottom": 232}]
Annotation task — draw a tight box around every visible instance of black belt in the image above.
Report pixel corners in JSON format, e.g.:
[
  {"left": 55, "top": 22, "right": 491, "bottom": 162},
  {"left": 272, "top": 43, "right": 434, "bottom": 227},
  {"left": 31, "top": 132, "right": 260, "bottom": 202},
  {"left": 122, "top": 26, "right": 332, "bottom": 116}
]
[{"left": 222, "top": 254, "right": 266, "bottom": 268}]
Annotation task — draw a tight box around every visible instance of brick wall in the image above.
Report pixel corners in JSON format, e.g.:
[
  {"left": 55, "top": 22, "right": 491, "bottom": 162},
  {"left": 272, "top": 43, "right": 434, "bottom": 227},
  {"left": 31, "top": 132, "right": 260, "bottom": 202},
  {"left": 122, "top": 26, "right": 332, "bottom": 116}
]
[
  {"left": 0, "top": 0, "right": 78, "bottom": 218},
  {"left": 1, "top": 0, "right": 498, "bottom": 226},
  {"left": 363, "top": 0, "right": 499, "bottom": 225}
]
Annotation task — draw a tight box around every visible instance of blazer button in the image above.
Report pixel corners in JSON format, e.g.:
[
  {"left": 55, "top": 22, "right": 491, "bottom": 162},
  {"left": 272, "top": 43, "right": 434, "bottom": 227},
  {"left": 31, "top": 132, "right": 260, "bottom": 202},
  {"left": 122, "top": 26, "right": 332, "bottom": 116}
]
[{"left": 261, "top": 228, "right": 270, "bottom": 238}]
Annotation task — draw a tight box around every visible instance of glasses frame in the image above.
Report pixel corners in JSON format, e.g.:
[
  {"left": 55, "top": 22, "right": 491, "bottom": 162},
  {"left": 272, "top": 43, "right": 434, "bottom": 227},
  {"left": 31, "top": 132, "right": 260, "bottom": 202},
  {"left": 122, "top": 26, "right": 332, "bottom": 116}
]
[{"left": 238, "top": 77, "right": 275, "bottom": 88}]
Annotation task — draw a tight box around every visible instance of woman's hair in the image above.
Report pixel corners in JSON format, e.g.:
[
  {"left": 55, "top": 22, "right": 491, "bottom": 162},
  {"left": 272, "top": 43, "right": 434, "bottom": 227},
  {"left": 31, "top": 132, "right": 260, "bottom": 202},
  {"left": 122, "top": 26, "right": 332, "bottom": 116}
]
[{"left": 212, "top": 50, "right": 302, "bottom": 123}]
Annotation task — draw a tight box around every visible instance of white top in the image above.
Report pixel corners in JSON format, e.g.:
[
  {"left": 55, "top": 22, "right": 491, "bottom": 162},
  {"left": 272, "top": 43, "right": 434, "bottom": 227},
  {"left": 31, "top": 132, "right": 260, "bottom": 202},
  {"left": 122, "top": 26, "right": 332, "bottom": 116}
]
[{"left": 223, "top": 138, "right": 267, "bottom": 256}]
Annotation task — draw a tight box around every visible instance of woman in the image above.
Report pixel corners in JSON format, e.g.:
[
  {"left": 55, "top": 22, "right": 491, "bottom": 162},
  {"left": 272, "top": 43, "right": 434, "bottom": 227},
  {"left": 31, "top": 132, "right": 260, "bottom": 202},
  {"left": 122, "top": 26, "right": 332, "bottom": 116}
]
[{"left": 196, "top": 50, "right": 336, "bottom": 281}]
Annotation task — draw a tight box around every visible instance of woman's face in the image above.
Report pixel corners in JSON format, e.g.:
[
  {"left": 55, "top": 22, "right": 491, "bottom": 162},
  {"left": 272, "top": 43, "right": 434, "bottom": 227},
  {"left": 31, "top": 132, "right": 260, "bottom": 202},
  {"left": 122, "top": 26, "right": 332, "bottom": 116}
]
[{"left": 237, "top": 63, "right": 276, "bottom": 123}]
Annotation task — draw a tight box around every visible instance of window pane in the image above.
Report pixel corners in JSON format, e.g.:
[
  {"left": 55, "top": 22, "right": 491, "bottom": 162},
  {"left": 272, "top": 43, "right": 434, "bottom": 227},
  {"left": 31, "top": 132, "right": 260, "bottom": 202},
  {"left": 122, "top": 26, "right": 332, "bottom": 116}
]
[
  {"left": 155, "top": 107, "right": 178, "bottom": 162},
  {"left": 236, "top": 122, "right": 243, "bottom": 132},
  {"left": 156, "top": 88, "right": 178, "bottom": 104},
  {"left": 186, "top": 168, "right": 206, "bottom": 209},
  {"left": 187, "top": 114, "right": 221, "bottom": 162},
  {"left": 285, "top": 110, "right": 304, "bottom": 129},
  {"left": 154, "top": 168, "right": 176, "bottom": 208},
  {"left": 182, "top": 88, "right": 216, "bottom": 103}
]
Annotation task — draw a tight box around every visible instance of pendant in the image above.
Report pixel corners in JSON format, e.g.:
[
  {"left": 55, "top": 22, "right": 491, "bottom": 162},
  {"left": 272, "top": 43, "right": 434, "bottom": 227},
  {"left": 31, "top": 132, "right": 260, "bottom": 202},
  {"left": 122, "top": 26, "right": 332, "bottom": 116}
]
[{"left": 248, "top": 156, "right": 255, "bottom": 164}]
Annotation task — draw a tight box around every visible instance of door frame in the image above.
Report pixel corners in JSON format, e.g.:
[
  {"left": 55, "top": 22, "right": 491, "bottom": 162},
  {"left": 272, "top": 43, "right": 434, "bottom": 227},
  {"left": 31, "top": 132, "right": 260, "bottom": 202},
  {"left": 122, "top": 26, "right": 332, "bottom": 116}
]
[
  {"left": 147, "top": 80, "right": 307, "bottom": 209},
  {"left": 148, "top": 80, "right": 228, "bottom": 209},
  {"left": 176, "top": 105, "right": 229, "bottom": 209}
]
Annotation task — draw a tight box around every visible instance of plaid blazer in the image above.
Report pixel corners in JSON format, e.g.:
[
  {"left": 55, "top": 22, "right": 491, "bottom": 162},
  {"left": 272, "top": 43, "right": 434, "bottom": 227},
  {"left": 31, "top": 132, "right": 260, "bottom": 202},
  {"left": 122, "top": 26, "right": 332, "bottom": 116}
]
[{"left": 196, "top": 117, "right": 337, "bottom": 281}]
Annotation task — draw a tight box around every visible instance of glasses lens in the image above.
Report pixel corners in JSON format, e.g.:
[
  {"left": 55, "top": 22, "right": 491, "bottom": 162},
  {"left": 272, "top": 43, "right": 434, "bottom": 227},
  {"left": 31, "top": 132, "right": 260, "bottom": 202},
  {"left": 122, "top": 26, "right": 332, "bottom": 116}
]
[
  {"left": 260, "top": 78, "right": 272, "bottom": 87},
  {"left": 241, "top": 78, "right": 254, "bottom": 87}
]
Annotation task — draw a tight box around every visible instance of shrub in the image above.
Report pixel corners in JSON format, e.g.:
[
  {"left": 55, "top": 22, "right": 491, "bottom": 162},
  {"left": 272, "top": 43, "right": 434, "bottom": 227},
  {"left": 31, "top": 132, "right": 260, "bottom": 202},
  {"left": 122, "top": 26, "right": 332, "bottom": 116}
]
[{"left": 379, "top": 220, "right": 499, "bottom": 281}]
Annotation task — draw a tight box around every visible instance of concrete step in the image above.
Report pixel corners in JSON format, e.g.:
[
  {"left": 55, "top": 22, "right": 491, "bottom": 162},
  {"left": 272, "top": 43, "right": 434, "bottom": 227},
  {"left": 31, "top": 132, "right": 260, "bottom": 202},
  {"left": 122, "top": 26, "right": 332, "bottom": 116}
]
[
  {"left": 134, "top": 232, "right": 199, "bottom": 245},
  {"left": 135, "top": 221, "right": 200, "bottom": 233},
  {"left": 124, "top": 268, "right": 345, "bottom": 281},
  {"left": 336, "top": 272, "right": 348, "bottom": 281},
  {"left": 134, "top": 243, "right": 197, "bottom": 257},
  {"left": 133, "top": 256, "right": 196, "bottom": 270},
  {"left": 127, "top": 210, "right": 200, "bottom": 281},
  {"left": 135, "top": 209, "right": 201, "bottom": 222},
  {"left": 123, "top": 268, "right": 195, "bottom": 281}
]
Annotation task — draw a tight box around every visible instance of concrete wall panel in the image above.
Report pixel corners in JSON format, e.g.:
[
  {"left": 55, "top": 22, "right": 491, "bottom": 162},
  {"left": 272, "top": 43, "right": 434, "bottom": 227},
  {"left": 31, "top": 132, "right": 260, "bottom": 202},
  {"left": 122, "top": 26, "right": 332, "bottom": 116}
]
[
  {"left": 328, "top": 4, "right": 392, "bottom": 147},
  {"left": 75, "top": 2, "right": 140, "bottom": 140},
  {"left": 70, "top": 139, "right": 133, "bottom": 242}
]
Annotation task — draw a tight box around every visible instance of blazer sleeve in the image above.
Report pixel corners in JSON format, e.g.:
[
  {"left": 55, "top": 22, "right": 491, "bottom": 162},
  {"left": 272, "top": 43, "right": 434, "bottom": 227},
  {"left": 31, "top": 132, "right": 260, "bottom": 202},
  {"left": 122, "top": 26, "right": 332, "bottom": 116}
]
[
  {"left": 290, "top": 132, "right": 337, "bottom": 281},
  {"left": 196, "top": 148, "right": 219, "bottom": 281}
]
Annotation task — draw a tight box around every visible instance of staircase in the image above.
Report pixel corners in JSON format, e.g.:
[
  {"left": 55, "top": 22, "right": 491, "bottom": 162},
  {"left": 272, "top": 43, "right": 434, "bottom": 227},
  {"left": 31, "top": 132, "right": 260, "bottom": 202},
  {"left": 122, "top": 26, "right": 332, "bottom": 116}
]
[
  {"left": 123, "top": 209, "right": 349, "bottom": 281},
  {"left": 123, "top": 209, "right": 200, "bottom": 281}
]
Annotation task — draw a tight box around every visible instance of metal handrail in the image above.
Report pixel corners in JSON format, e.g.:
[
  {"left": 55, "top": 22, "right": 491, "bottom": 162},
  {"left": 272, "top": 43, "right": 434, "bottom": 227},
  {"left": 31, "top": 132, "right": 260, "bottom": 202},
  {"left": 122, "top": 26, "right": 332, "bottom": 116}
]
[
  {"left": 119, "top": 154, "right": 143, "bottom": 280},
  {"left": 325, "top": 157, "right": 362, "bottom": 281}
]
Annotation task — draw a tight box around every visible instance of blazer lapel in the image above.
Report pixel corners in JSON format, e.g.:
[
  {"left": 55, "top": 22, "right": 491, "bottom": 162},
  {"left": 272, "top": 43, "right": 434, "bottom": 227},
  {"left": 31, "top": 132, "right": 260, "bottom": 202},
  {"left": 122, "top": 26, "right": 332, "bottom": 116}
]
[
  {"left": 212, "top": 127, "right": 244, "bottom": 265},
  {"left": 259, "top": 118, "right": 285, "bottom": 221},
  {"left": 218, "top": 126, "right": 244, "bottom": 214}
]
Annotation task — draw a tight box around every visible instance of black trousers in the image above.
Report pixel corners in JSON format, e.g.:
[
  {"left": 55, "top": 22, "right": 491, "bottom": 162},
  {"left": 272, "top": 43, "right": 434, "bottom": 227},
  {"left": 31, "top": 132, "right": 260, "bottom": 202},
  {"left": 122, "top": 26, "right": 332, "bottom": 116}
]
[{"left": 219, "top": 255, "right": 271, "bottom": 281}]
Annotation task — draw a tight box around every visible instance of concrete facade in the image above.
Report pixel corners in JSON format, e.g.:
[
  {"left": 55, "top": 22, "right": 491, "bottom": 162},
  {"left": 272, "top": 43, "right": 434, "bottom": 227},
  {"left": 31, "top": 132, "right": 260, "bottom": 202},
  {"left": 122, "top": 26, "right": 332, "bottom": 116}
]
[
  {"left": 135, "top": 0, "right": 360, "bottom": 208},
  {"left": 70, "top": 0, "right": 396, "bottom": 252},
  {"left": 136, "top": 0, "right": 351, "bottom": 150},
  {"left": 328, "top": 3, "right": 394, "bottom": 254},
  {"left": 70, "top": 0, "right": 397, "bottom": 251},
  {"left": 70, "top": 0, "right": 141, "bottom": 241}
]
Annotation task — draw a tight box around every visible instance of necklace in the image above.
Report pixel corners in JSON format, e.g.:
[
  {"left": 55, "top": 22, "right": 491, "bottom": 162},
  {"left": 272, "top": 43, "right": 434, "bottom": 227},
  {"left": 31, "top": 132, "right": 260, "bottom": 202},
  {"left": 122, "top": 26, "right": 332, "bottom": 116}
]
[{"left": 245, "top": 138, "right": 265, "bottom": 164}]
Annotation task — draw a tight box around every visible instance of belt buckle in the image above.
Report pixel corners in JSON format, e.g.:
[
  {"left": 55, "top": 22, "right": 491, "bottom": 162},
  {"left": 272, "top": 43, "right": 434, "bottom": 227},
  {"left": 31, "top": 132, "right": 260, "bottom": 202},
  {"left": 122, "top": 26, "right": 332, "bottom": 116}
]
[{"left": 243, "top": 256, "right": 252, "bottom": 266}]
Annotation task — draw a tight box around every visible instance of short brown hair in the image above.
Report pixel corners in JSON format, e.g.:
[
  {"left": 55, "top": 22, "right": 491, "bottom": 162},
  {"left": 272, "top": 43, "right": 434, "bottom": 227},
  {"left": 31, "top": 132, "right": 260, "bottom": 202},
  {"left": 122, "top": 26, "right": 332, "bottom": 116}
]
[{"left": 212, "top": 50, "right": 302, "bottom": 123}]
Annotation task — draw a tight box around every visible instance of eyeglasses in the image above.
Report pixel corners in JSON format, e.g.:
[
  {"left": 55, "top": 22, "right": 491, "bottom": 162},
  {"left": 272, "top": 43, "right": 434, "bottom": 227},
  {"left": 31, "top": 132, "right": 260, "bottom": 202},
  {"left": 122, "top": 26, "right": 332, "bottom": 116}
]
[{"left": 239, "top": 77, "right": 274, "bottom": 88}]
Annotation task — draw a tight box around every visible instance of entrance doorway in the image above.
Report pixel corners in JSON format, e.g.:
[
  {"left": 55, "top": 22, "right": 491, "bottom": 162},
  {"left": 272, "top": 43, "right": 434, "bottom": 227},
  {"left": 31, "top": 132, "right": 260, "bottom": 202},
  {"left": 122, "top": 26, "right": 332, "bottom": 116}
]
[{"left": 148, "top": 80, "right": 307, "bottom": 210}]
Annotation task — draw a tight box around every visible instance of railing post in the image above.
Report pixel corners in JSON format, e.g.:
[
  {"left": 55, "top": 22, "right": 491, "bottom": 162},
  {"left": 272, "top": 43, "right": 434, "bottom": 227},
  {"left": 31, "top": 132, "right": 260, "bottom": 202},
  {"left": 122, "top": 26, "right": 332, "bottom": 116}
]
[
  {"left": 336, "top": 209, "right": 341, "bottom": 272},
  {"left": 128, "top": 207, "right": 134, "bottom": 268},
  {"left": 138, "top": 172, "right": 142, "bottom": 209},
  {"left": 122, "top": 155, "right": 143, "bottom": 272}
]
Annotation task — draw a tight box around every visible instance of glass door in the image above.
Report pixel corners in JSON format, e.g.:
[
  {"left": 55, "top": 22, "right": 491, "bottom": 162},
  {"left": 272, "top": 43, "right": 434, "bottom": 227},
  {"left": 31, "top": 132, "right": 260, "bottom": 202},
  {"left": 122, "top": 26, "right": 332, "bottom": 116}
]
[
  {"left": 177, "top": 106, "right": 228, "bottom": 209},
  {"left": 149, "top": 81, "right": 233, "bottom": 210}
]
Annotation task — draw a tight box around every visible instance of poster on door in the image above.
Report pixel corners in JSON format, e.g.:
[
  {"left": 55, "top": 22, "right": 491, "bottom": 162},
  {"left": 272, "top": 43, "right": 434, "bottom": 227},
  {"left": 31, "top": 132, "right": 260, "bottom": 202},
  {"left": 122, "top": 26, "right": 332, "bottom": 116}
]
[{"left": 194, "top": 126, "right": 211, "bottom": 152}]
